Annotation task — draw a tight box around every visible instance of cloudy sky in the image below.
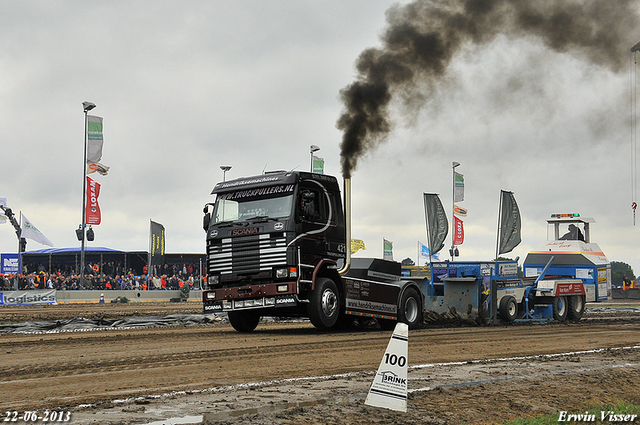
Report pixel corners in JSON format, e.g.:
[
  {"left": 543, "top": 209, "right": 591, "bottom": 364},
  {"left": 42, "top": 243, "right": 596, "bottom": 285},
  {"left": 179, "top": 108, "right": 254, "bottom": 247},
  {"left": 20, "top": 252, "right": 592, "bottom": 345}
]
[{"left": 2, "top": 1, "right": 640, "bottom": 275}]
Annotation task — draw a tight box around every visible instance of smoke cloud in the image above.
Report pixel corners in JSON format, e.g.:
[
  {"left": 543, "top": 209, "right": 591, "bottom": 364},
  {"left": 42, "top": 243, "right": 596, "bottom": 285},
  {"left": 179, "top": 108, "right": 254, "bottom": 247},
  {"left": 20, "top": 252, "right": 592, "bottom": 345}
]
[{"left": 337, "top": 0, "right": 639, "bottom": 178}]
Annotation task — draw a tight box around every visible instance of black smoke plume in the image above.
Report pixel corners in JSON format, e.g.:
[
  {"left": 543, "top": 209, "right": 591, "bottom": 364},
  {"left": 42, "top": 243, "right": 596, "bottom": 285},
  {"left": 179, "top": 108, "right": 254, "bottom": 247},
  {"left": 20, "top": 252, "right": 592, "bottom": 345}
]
[{"left": 337, "top": 0, "right": 639, "bottom": 178}]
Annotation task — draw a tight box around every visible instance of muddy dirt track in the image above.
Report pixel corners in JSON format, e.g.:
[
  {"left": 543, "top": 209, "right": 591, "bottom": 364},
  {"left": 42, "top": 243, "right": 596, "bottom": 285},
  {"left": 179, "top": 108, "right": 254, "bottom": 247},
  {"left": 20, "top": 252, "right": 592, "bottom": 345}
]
[{"left": 1, "top": 302, "right": 640, "bottom": 424}]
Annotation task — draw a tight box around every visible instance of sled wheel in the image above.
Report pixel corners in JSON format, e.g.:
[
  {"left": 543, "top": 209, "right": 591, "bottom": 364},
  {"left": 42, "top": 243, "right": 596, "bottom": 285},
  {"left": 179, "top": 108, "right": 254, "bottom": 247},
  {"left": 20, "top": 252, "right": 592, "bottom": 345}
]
[
  {"left": 567, "top": 295, "right": 585, "bottom": 322},
  {"left": 499, "top": 296, "right": 518, "bottom": 323},
  {"left": 552, "top": 296, "right": 568, "bottom": 322}
]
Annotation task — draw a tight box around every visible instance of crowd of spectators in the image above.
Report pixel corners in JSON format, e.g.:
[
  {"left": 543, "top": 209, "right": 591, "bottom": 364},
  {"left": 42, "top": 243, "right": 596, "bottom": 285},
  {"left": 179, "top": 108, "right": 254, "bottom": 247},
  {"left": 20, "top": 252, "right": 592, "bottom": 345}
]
[{"left": 0, "top": 261, "right": 204, "bottom": 291}]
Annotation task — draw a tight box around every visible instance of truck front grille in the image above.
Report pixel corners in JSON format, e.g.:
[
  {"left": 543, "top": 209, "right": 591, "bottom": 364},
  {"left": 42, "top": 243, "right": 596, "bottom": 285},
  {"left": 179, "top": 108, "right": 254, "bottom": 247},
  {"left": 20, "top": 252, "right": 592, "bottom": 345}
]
[{"left": 208, "top": 233, "right": 287, "bottom": 275}]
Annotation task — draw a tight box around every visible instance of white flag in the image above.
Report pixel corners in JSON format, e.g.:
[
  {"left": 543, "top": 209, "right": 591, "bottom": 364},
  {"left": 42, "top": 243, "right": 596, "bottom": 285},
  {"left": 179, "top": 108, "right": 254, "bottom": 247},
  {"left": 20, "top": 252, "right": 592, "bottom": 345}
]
[
  {"left": 20, "top": 213, "right": 53, "bottom": 247},
  {"left": 0, "top": 198, "right": 6, "bottom": 224}
]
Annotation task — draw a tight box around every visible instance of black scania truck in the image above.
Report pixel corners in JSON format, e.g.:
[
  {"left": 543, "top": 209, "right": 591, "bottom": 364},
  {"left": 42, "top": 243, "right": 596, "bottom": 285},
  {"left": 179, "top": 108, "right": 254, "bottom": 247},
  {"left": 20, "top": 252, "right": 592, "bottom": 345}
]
[{"left": 202, "top": 171, "right": 423, "bottom": 332}]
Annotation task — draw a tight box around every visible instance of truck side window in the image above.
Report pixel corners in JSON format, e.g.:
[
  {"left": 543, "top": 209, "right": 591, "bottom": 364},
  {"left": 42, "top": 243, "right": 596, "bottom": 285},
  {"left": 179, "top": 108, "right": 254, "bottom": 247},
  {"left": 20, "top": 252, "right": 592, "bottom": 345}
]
[{"left": 300, "top": 189, "right": 324, "bottom": 222}]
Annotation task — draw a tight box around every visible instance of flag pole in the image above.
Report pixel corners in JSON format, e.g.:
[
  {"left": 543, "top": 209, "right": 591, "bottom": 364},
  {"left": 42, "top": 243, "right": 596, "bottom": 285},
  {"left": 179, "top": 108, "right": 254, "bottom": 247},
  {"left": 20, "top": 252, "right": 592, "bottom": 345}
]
[
  {"left": 148, "top": 219, "right": 152, "bottom": 277},
  {"left": 80, "top": 101, "right": 96, "bottom": 288},
  {"left": 495, "top": 191, "right": 503, "bottom": 261}
]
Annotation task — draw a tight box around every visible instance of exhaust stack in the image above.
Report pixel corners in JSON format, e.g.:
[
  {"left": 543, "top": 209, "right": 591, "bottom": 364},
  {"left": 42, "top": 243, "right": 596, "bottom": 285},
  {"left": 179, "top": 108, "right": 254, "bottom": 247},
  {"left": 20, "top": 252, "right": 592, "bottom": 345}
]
[{"left": 338, "top": 177, "right": 351, "bottom": 276}]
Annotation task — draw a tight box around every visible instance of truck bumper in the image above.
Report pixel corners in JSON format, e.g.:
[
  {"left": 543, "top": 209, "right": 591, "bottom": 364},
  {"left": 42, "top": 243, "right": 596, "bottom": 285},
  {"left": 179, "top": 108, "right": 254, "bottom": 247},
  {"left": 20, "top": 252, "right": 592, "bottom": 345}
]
[{"left": 202, "top": 281, "right": 300, "bottom": 313}]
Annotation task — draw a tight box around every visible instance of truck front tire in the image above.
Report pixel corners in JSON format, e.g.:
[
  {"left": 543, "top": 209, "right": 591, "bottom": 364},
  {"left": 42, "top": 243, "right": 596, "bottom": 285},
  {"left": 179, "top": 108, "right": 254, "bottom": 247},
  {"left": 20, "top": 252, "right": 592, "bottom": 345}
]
[
  {"left": 308, "top": 278, "right": 340, "bottom": 329},
  {"left": 228, "top": 310, "right": 261, "bottom": 332}
]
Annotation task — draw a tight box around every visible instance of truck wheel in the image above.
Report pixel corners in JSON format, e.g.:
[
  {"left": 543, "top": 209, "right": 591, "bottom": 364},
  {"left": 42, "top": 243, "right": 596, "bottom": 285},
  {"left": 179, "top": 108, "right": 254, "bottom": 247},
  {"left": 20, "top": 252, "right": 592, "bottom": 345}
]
[
  {"left": 552, "top": 296, "right": 568, "bottom": 322},
  {"left": 499, "top": 296, "right": 518, "bottom": 323},
  {"left": 308, "top": 278, "right": 340, "bottom": 329},
  {"left": 567, "top": 295, "right": 585, "bottom": 322},
  {"left": 399, "top": 288, "right": 423, "bottom": 330},
  {"left": 228, "top": 310, "right": 261, "bottom": 332}
]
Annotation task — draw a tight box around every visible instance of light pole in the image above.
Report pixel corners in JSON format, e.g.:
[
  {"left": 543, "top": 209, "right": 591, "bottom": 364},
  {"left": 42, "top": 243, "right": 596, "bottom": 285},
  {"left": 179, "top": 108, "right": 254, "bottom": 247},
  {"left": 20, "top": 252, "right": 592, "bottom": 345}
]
[
  {"left": 310, "top": 145, "right": 320, "bottom": 172},
  {"left": 451, "top": 161, "right": 460, "bottom": 260},
  {"left": 220, "top": 165, "right": 231, "bottom": 182},
  {"left": 80, "top": 101, "right": 96, "bottom": 288}
]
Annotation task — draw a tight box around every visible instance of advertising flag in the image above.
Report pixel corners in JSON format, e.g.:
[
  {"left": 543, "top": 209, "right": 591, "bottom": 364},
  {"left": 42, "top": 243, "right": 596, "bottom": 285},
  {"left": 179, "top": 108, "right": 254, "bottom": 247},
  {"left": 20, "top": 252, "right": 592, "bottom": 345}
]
[
  {"left": 453, "top": 216, "right": 464, "bottom": 246},
  {"left": 383, "top": 239, "right": 393, "bottom": 260},
  {"left": 498, "top": 190, "right": 522, "bottom": 254},
  {"left": 87, "top": 162, "right": 110, "bottom": 176},
  {"left": 0, "top": 197, "right": 6, "bottom": 224},
  {"left": 20, "top": 213, "right": 53, "bottom": 247},
  {"left": 85, "top": 176, "right": 101, "bottom": 225},
  {"left": 150, "top": 221, "right": 165, "bottom": 265},
  {"left": 419, "top": 242, "right": 439, "bottom": 260},
  {"left": 454, "top": 172, "right": 464, "bottom": 202},
  {"left": 87, "top": 115, "right": 104, "bottom": 164},
  {"left": 453, "top": 204, "right": 467, "bottom": 217},
  {"left": 312, "top": 155, "right": 324, "bottom": 174},
  {"left": 351, "top": 238, "right": 366, "bottom": 254},
  {"left": 423, "top": 193, "right": 448, "bottom": 256}
]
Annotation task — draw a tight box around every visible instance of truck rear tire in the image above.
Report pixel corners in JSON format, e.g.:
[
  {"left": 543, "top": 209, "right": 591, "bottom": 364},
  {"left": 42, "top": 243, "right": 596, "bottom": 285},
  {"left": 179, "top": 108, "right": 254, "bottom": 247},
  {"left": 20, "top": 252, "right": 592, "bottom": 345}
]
[
  {"left": 499, "top": 296, "right": 518, "bottom": 323},
  {"left": 228, "top": 310, "right": 261, "bottom": 332},
  {"left": 399, "top": 288, "right": 423, "bottom": 330},
  {"left": 567, "top": 295, "right": 585, "bottom": 322},
  {"left": 308, "top": 278, "right": 340, "bottom": 329},
  {"left": 552, "top": 296, "right": 568, "bottom": 322}
]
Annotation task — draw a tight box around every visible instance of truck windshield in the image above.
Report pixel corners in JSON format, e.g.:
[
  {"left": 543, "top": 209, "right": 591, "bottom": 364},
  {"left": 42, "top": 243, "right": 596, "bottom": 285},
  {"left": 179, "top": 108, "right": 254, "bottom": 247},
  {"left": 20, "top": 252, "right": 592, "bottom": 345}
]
[{"left": 212, "top": 186, "right": 295, "bottom": 224}]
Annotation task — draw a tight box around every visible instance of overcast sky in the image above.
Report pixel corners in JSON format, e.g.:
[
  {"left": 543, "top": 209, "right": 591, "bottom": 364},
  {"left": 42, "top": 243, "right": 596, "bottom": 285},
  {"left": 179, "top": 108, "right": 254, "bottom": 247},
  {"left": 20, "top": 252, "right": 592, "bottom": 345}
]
[{"left": 2, "top": 1, "right": 640, "bottom": 275}]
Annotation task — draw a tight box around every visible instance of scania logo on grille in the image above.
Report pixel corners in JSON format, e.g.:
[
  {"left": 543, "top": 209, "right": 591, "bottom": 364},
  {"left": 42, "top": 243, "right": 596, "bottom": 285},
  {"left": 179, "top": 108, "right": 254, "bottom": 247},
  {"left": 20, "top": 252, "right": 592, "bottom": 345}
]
[
  {"left": 274, "top": 222, "right": 284, "bottom": 231},
  {"left": 232, "top": 227, "right": 259, "bottom": 236},
  {"left": 210, "top": 230, "right": 218, "bottom": 238}
]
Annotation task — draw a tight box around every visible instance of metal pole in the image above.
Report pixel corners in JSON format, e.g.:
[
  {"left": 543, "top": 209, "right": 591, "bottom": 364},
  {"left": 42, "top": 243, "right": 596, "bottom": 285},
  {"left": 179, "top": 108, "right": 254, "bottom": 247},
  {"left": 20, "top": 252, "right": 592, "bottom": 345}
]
[
  {"left": 80, "top": 101, "right": 96, "bottom": 288},
  {"left": 451, "top": 162, "right": 460, "bottom": 260}
]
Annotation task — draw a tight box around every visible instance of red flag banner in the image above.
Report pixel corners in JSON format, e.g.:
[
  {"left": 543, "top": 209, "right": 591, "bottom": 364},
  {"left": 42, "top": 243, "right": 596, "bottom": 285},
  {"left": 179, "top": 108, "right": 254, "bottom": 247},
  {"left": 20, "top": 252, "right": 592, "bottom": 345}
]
[
  {"left": 453, "top": 215, "right": 464, "bottom": 245},
  {"left": 86, "top": 176, "right": 101, "bottom": 225}
]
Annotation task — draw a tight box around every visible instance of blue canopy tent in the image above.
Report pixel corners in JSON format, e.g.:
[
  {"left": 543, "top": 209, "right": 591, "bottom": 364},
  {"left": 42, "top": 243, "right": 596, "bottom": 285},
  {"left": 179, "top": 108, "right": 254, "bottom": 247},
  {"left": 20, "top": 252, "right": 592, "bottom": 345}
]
[{"left": 22, "top": 247, "right": 148, "bottom": 276}]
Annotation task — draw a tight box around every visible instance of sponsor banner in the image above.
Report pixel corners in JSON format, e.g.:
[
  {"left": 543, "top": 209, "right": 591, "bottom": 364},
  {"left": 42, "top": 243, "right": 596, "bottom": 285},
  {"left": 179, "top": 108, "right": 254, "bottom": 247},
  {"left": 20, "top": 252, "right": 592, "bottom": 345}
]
[
  {"left": 86, "top": 176, "right": 101, "bottom": 225},
  {"left": 383, "top": 239, "right": 393, "bottom": 261},
  {"left": 87, "top": 115, "right": 104, "bottom": 163},
  {"left": 498, "top": 190, "right": 522, "bottom": 254},
  {"left": 0, "top": 197, "right": 6, "bottom": 224},
  {"left": 423, "top": 193, "right": 448, "bottom": 256},
  {"left": 454, "top": 171, "right": 464, "bottom": 202},
  {"left": 453, "top": 216, "right": 464, "bottom": 245},
  {"left": 1, "top": 253, "right": 21, "bottom": 274},
  {"left": 0, "top": 290, "right": 57, "bottom": 306},
  {"left": 150, "top": 220, "right": 165, "bottom": 266},
  {"left": 312, "top": 155, "right": 324, "bottom": 174}
]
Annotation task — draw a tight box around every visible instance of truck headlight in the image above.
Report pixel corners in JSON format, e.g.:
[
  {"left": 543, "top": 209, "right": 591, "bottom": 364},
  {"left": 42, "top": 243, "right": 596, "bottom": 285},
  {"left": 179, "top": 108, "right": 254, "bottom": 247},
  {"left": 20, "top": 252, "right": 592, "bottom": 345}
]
[
  {"left": 206, "top": 292, "right": 216, "bottom": 300},
  {"left": 276, "top": 268, "right": 288, "bottom": 278},
  {"left": 277, "top": 284, "right": 289, "bottom": 293}
]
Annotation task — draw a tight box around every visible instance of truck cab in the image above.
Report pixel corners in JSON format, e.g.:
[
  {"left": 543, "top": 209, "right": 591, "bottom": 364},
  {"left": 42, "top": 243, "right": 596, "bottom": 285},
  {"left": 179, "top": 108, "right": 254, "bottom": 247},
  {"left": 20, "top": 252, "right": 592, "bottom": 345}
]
[{"left": 201, "top": 171, "right": 423, "bottom": 332}]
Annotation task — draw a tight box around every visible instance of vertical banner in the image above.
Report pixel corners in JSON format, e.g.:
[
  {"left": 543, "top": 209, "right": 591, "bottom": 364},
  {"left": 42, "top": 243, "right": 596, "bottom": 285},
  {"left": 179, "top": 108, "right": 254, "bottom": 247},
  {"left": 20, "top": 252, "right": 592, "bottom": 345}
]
[
  {"left": 423, "top": 193, "right": 448, "bottom": 256},
  {"left": 86, "top": 115, "right": 104, "bottom": 163},
  {"left": 498, "top": 190, "right": 522, "bottom": 255},
  {"left": 150, "top": 221, "right": 165, "bottom": 266},
  {"left": 383, "top": 239, "right": 393, "bottom": 260},
  {"left": 85, "top": 176, "right": 101, "bottom": 225},
  {"left": 0, "top": 197, "right": 6, "bottom": 224},
  {"left": 312, "top": 155, "right": 324, "bottom": 174},
  {"left": 454, "top": 171, "right": 464, "bottom": 202},
  {"left": 454, "top": 215, "right": 464, "bottom": 246}
]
